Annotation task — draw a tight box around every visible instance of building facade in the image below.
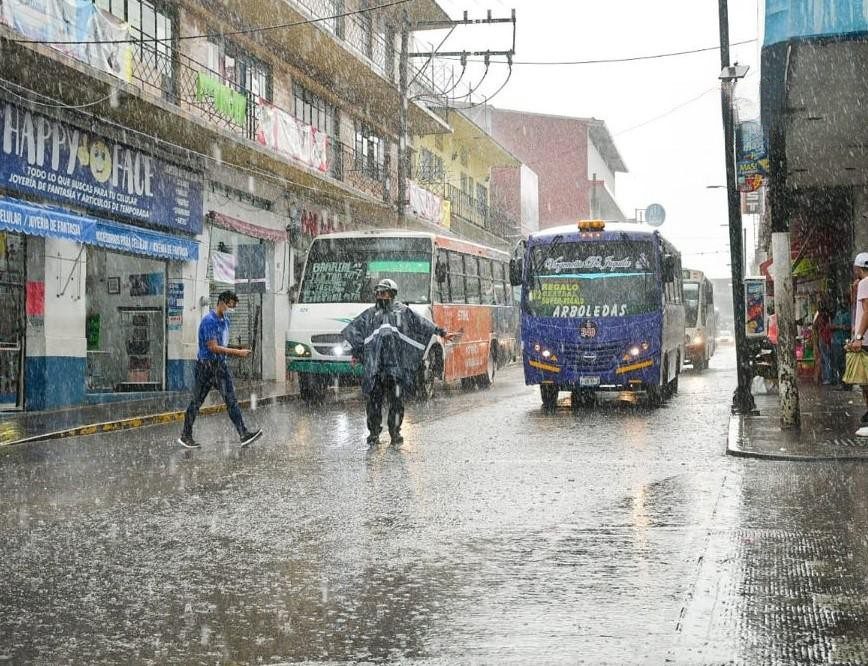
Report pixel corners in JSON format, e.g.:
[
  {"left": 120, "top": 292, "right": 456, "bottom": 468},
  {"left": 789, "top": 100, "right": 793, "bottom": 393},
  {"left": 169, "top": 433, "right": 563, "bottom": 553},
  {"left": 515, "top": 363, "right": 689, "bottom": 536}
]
[
  {"left": 465, "top": 106, "right": 628, "bottom": 228},
  {"left": 760, "top": 0, "right": 868, "bottom": 327},
  {"left": 0, "top": 0, "right": 521, "bottom": 411}
]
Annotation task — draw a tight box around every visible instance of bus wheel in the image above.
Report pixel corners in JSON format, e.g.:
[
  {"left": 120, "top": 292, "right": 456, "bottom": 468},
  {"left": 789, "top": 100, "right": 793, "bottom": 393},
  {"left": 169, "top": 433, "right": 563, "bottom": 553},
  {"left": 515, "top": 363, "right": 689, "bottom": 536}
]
[
  {"left": 414, "top": 354, "right": 435, "bottom": 401},
  {"left": 476, "top": 344, "right": 497, "bottom": 389},
  {"left": 299, "top": 374, "right": 327, "bottom": 403},
  {"left": 541, "top": 384, "right": 559, "bottom": 410}
]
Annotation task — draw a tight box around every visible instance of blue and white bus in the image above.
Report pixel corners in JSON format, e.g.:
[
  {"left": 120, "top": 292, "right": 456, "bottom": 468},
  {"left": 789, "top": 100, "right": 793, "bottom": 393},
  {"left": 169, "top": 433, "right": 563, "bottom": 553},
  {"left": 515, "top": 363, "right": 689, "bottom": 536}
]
[{"left": 510, "top": 220, "right": 686, "bottom": 408}]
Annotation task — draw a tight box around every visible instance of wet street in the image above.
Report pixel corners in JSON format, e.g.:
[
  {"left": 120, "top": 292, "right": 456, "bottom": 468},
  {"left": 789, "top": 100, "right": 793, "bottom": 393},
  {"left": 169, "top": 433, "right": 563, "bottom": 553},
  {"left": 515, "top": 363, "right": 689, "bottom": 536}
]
[{"left": 2, "top": 350, "right": 868, "bottom": 664}]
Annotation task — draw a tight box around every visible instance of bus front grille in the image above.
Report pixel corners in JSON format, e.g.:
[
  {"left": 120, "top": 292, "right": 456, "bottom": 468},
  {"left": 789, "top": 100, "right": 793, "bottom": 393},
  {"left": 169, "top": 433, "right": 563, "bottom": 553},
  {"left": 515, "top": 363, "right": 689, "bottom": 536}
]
[{"left": 560, "top": 342, "right": 623, "bottom": 372}]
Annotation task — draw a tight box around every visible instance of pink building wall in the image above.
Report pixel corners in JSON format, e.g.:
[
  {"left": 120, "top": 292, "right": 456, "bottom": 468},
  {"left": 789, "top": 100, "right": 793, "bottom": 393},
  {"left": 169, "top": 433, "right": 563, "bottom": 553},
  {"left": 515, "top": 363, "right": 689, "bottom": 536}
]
[{"left": 487, "top": 110, "right": 592, "bottom": 229}]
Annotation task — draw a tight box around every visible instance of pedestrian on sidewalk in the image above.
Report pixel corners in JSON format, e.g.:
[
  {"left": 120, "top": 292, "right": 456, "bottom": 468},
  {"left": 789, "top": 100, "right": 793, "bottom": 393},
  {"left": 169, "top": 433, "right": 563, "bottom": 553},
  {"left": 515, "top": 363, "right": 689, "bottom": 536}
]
[
  {"left": 812, "top": 302, "right": 833, "bottom": 385},
  {"left": 342, "top": 279, "right": 457, "bottom": 447},
  {"left": 177, "top": 290, "right": 262, "bottom": 449},
  {"left": 831, "top": 297, "right": 851, "bottom": 388},
  {"left": 844, "top": 254, "right": 868, "bottom": 437}
]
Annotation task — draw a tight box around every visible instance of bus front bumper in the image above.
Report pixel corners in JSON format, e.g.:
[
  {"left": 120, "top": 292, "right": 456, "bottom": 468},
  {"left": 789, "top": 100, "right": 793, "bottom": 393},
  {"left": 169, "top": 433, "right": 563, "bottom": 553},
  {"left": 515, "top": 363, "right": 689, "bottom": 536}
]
[
  {"left": 524, "top": 357, "right": 659, "bottom": 391},
  {"left": 287, "top": 359, "right": 365, "bottom": 377}
]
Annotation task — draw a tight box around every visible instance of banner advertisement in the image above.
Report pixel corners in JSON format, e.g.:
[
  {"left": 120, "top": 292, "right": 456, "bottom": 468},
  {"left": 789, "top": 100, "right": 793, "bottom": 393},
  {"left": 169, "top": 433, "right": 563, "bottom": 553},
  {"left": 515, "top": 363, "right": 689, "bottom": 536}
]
[
  {"left": 0, "top": 195, "right": 199, "bottom": 261},
  {"left": 256, "top": 103, "right": 330, "bottom": 173},
  {"left": 744, "top": 277, "right": 767, "bottom": 338},
  {"left": 408, "top": 180, "right": 443, "bottom": 226},
  {"left": 0, "top": 0, "right": 132, "bottom": 82},
  {"left": 0, "top": 101, "right": 204, "bottom": 234},
  {"left": 736, "top": 120, "right": 769, "bottom": 193},
  {"left": 167, "top": 282, "right": 184, "bottom": 331}
]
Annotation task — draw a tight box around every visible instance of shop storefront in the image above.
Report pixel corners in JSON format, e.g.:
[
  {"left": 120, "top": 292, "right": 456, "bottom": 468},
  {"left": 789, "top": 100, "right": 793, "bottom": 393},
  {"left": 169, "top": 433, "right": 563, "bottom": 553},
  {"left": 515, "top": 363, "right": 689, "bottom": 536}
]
[
  {"left": 0, "top": 196, "right": 199, "bottom": 409},
  {"left": 0, "top": 99, "right": 203, "bottom": 409}
]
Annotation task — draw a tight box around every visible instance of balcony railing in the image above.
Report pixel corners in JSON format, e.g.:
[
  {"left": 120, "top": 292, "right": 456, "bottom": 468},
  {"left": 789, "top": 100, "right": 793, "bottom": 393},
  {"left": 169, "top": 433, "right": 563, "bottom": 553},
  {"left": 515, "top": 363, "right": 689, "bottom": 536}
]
[
  {"left": 416, "top": 181, "right": 517, "bottom": 239},
  {"left": 126, "top": 45, "right": 396, "bottom": 203}
]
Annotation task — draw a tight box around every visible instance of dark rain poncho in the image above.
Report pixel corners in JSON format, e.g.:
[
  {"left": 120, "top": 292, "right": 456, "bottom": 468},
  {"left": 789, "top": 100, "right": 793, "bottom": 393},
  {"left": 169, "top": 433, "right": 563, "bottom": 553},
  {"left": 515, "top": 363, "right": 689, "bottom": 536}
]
[{"left": 342, "top": 301, "right": 442, "bottom": 395}]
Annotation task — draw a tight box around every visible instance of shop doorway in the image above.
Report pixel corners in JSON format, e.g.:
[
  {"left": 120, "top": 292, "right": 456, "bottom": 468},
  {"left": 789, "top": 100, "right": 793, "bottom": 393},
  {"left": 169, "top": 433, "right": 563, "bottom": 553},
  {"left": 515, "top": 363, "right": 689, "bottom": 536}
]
[
  {"left": 208, "top": 229, "right": 267, "bottom": 381},
  {"left": 0, "top": 233, "right": 25, "bottom": 410},
  {"left": 85, "top": 247, "right": 167, "bottom": 393}
]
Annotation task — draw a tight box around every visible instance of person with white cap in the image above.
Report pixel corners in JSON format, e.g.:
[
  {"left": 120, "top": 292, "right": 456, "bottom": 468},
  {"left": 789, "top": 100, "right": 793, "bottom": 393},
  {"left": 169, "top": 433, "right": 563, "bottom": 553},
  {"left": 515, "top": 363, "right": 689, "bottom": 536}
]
[{"left": 846, "top": 252, "right": 868, "bottom": 436}]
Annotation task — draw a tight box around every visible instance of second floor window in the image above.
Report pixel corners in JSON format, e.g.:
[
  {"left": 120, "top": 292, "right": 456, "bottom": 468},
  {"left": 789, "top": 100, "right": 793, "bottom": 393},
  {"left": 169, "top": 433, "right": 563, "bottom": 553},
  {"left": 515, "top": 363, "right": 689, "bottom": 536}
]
[
  {"left": 205, "top": 39, "right": 272, "bottom": 100},
  {"left": 293, "top": 84, "right": 336, "bottom": 138},
  {"left": 418, "top": 149, "right": 444, "bottom": 183},
  {"left": 354, "top": 124, "right": 383, "bottom": 180},
  {"left": 95, "top": 0, "right": 174, "bottom": 73}
]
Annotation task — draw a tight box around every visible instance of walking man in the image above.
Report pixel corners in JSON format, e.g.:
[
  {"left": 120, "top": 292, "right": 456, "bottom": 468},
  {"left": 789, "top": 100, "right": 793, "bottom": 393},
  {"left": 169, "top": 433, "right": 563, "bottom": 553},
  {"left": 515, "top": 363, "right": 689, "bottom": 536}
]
[
  {"left": 177, "top": 290, "right": 262, "bottom": 449},
  {"left": 847, "top": 254, "right": 868, "bottom": 437},
  {"left": 342, "top": 279, "right": 456, "bottom": 446}
]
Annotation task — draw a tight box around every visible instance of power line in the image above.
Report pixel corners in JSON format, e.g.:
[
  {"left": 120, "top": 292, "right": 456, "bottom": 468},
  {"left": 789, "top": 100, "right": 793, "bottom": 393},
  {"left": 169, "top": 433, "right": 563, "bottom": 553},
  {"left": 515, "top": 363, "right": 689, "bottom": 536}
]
[
  {"left": 613, "top": 87, "right": 719, "bottom": 136},
  {"left": 447, "top": 38, "right": 757, "bottom": 66},
  {"left": 3, "top": 0, "right": 414, "bottom": 46}
]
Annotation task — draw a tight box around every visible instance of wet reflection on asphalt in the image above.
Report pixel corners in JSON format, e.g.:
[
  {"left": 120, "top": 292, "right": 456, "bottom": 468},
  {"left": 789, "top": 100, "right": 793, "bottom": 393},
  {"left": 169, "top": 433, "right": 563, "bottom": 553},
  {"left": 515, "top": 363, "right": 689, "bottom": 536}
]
[{"left": 2, "top": 349, "right": 867, "bottom": 663}]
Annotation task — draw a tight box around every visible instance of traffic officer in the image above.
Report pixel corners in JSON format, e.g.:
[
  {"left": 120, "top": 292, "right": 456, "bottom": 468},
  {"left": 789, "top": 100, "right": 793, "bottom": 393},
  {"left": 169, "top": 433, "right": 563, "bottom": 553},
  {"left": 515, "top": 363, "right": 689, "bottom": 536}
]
[{"left": 342, "top": 279, "right": 456, "bottom": 446}]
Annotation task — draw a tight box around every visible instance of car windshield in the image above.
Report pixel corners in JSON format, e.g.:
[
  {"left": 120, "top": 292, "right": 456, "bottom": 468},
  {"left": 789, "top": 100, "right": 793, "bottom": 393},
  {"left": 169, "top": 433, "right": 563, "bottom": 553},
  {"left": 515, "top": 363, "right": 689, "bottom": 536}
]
[
  {"left": 526, "top": 240, "right": 659, "bottom": 317},
  {"left": 300, "top": 237, "right": 433, "bottom": 304},
  {"left": 684, "top": 282, "right": 700, "bottom": 327}
]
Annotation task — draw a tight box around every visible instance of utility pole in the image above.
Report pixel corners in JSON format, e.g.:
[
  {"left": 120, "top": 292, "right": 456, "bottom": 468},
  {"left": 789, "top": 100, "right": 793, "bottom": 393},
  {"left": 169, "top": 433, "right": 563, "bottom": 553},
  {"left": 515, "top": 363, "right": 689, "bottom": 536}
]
[
  {"left": 397, "top": 10, "right": 410, "bottom": 227},
  {"left": 769, "top": 123, "right": 800, "bottom": 427},
  {"left": 396, "top": 9, "right": 516, "bottom": 227},
  {"left": 718, "top": 0, "right": 755, "bottom": 415}
]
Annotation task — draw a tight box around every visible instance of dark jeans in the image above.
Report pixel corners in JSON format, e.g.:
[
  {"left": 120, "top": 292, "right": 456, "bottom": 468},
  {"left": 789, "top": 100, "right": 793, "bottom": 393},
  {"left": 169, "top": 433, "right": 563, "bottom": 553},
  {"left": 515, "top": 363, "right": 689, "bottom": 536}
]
[
  {"left": 366, "top": 374, "right": 404, "bottom": 440},
  {"left": 831, "top": 340, "right": 846, "bottom": 384},
  {"left": 182, "top": 360, "right": 246, "bottom": 437}
]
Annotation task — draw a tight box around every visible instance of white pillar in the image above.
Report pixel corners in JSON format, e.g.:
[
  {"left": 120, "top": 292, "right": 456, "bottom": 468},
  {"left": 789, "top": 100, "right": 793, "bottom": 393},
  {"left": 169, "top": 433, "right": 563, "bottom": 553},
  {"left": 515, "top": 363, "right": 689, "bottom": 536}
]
[{"left": 772, "top": 231, "right": 800, "bottom": 428}]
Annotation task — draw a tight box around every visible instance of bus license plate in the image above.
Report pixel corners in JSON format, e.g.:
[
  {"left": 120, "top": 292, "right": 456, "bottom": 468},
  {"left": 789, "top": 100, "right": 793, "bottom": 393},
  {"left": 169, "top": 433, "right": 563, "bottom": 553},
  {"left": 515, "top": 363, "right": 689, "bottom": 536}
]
[{"left": 579, "top": 376, "right": 600, "bottom": 387}]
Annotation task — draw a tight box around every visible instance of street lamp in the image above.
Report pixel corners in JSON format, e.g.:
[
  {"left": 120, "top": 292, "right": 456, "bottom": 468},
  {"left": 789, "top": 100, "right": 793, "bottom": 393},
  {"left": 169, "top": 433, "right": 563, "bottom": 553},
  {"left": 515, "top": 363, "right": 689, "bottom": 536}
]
[{"left": 718, "top": 0, "right": 755, "bottom": 415}]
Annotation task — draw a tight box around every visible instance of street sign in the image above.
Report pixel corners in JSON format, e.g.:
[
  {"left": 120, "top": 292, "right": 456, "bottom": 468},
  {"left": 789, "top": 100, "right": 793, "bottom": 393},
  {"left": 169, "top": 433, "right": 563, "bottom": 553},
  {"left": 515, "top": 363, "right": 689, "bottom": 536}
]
[{"left": 645, "top": 203, "right": 666, "bottom": 227}]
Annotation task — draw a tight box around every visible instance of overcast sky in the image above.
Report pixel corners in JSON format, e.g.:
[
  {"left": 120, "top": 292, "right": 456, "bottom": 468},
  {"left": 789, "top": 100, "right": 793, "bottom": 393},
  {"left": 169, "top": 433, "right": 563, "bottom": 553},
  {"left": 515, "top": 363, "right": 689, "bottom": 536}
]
[{"left": 433, "top": 0, "right": 763, "bottom": 279}]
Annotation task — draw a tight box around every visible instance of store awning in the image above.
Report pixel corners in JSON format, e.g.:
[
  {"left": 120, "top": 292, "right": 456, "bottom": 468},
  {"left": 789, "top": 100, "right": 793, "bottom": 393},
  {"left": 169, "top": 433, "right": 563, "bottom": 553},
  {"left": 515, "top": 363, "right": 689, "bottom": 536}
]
[
  {"left": 208, "top": 211, "right": 287, "bottom": 242},
  {"left": 0, "top": 196, "right": 199, "bottom": 261}
]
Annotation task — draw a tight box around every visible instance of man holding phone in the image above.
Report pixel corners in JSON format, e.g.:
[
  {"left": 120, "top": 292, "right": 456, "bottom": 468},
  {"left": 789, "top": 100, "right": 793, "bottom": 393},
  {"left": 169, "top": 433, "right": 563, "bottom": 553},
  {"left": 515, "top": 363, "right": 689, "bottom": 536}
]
[{"left": 178, "top": 290, "right": 262, "bottom": 449}]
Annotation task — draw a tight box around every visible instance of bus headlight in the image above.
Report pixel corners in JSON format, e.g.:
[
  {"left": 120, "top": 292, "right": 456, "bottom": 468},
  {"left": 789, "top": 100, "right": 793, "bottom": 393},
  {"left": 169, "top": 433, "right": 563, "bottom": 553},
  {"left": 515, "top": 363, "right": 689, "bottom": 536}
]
[
  {"left": 623, "top": 342, "right": 649, "bottom": 361},
  {"left": 287, "top": 341, "right": 311, "bottom": 357},
  {"left": 692, "top": 336, "right": 704, "bottom": 346}
]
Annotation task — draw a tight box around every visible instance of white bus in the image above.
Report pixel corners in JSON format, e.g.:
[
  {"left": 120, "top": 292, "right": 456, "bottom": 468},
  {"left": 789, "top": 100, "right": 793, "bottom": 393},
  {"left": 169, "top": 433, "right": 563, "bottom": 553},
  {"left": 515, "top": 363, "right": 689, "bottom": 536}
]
[
  {"left": 682, "top": 269, "right": 716, "bottom": 370},
  {"left": 287, "top": 230, "right": 519, "bottom": 401}
]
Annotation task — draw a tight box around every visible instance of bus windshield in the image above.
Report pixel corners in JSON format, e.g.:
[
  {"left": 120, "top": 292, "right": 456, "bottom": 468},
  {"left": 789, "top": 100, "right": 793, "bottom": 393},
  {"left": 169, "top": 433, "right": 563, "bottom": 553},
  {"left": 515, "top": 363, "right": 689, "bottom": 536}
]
[
  {"left": 300, "top": 237, "right": 433, "bottom": 304},
  {"left": 683, "top": 281, "right": 700, "bottom": 327},
  {"left": 527, "top": 240, "right": 658, "bottom": 317}
]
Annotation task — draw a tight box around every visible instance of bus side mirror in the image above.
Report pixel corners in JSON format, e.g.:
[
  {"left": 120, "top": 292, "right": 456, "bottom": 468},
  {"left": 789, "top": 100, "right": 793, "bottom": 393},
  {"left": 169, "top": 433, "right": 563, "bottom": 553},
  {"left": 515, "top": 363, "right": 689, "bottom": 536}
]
[
  {"left": 663, "top": 255, "right": 676, "bottom": 282},
  {"left": 435, "top": 260, "right": 447, "bottom": 283},
  {"left": 509, "top": 258, "right": 523, "bottom": 286}
]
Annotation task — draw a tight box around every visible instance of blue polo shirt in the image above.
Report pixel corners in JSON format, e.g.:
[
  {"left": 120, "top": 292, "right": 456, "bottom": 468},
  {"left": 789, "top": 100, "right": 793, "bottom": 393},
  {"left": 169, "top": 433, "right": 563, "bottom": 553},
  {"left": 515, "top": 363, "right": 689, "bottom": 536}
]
[{"left": 198, "top": 310, "right": 230, "bottom": 361}]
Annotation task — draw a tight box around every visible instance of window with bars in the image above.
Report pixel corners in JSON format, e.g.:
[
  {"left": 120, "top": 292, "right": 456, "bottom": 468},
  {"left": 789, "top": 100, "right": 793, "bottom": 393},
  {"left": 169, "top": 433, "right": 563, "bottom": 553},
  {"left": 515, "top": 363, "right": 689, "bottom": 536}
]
[
  {"left": 204, "top": 38, "right": 272, "bottom": 100},
  {"left": 354, "top": 123, "right": 384, "bottom": 180},
  {"left": 95, "top": 0, "right": 174, "bottom": 72},
  {"left": 293, "top": 83, "right": 336, "bottom": 137},
  {"left": 418, "top": 148, "right": 444, "bottom": 183}
]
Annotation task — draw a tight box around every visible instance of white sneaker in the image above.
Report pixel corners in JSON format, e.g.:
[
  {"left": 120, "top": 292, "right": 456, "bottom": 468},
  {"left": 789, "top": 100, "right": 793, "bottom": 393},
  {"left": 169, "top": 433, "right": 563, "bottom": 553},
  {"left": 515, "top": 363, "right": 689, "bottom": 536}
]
[{"left": 856, "top": 426, "right": 868, "bottom": 438}]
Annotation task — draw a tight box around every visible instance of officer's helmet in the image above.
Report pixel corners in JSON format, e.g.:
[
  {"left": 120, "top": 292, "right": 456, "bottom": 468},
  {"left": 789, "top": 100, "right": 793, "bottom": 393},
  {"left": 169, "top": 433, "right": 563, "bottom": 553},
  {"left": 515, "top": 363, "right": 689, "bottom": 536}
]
[{"left": 375, "top": 278, "right": 398, "bottom": 296}]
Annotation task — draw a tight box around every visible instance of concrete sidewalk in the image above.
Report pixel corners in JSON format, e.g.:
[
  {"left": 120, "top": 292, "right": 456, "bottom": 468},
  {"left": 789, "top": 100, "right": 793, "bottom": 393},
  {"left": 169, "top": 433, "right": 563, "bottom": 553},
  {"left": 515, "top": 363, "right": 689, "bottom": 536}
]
[
  {"left": 0, "top": 379, "right": 297, "bottom": 447},
  {"left": 727, "top": 382, "right": 868, "bottom": 460}
]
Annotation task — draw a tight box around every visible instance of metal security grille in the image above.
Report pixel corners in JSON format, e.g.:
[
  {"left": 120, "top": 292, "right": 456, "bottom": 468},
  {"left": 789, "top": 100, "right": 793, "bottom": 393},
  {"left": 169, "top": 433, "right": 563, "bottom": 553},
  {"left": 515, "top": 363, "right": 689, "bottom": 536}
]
[
  {"left": 207, "top": 231, "right": 265, "bottom": 380},
  {"left": 0, "top": 233, "right": 25, "bottom": 409}
]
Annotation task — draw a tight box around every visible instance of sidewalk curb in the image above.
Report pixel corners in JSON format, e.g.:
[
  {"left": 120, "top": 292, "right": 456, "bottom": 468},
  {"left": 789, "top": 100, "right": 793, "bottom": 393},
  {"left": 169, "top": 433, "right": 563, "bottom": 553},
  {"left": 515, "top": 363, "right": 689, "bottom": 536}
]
[
  {"left": 726, "top": 414, "right": 868, "bottom": 462},
  {"left": 1, "top": 393, "right": 297, "bottom": 449}
]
